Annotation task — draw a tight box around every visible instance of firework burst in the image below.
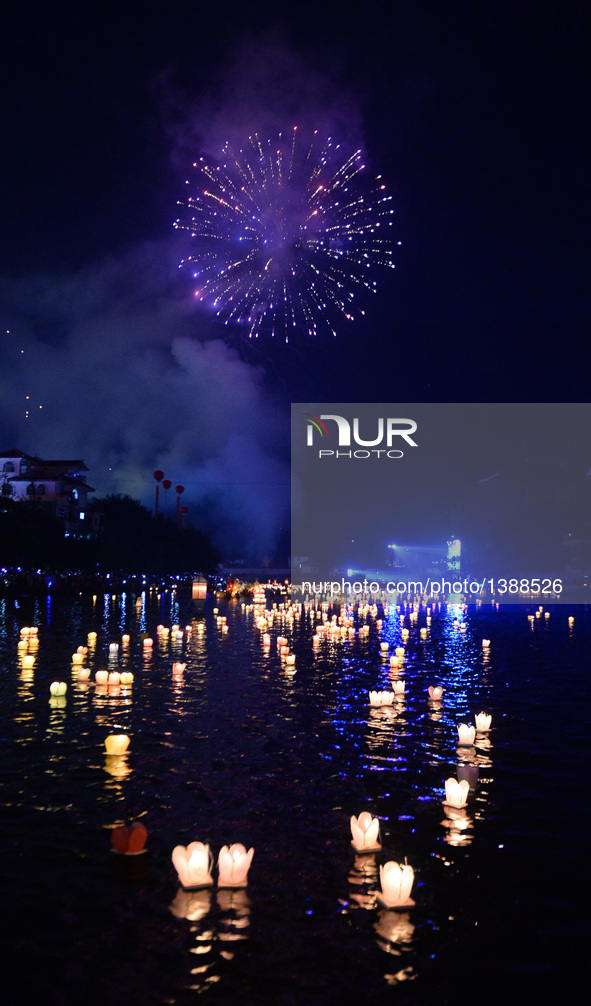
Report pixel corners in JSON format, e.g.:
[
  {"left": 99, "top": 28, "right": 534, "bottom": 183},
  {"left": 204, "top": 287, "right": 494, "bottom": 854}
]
[{"left": 175, "top": 127, "right": 398, "bottom": 341}]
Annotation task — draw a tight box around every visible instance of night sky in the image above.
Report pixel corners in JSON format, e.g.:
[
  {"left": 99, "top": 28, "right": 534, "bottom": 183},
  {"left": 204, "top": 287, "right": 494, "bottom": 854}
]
[{"left": 1, "top": 2, "right": 589, "bottom": 561}]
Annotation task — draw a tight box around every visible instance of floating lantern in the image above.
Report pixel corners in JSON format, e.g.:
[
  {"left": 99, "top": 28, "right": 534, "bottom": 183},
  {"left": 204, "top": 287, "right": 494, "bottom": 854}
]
[
  {"left": 444, "top": 778, "right": 470, "bottom": 808},
  {"left": 217, "top": 844, "right": 254, "bottom": 888},
  {"left": 108, "top": 671, "right": 121, "bottom": 685},
  {"left": 457, "top": 723, "right": 476, "bottom": 745},
  {"left": 285, "top": 654, "right": 296, "bottom": 666},
  {"left": 50, "top": 681, "right": 67, "bottom": 696},
  {"left": 78, "top": 668, "right": 91, "bottom": 680},
  {"left": 109, "top": 643, "right": 119, "bottom": 654},
  {"left": 420, "top": 627, "right": 427, "bottom": 638},
  {"left": 393, "top": 680, "right": 405, "bottom": 696},
  {"left": 105, "top": 734, "right": 130, "bottom": 755},
  {"left": 88, "top": 631, "right": 97, "bottom": 642},
  {"left": 377, "top": 861, "right": 415, "bottom": 909},
  {"left": 350, "top": 812, "right": 381, "bottom": 852},
  {"left": 95, "top": 670, "right": 108, "bottom": 684},
  {"left": 369, "top": 690, "right": 394, "bottom": 707},
  {"left": 122, "top": 634, "right": 130, "bottom": 644},
  {"left": 172, "top": 662, "right": 186, "bottom": 674},
  {"left": 111, "top": 821, "right": 148, "bottom": 855},
  {"left": 172, "top": 842, "right": 214, "bottom": 888},
  {"left": 143, "top": 638, "right": 153, "bottom": 648},
  {"left": 71, "top": 652, "right": 84, "bottom": 665},
  {"left": 482, "top": 639, "right": 490, "bottom": 648},
  {"left": 120, "top": 671, "right": 134, "bottom": 685},
  {"left": 22, "top": 654, "right": 35, "bottom": 668},
  {"left": 475, "top": 711, "right": 492, "bottom": 732},
  {"left": 77, "top": 645, "right": 87, "bottom": 654},
  {"left": 457, "top": 764, "right": 479, "bottom": 788},
  {"left": 395, "top": 647, "right": 405, "bottom": 658},
  {"left": 428, "top": 686, "right": 443, "bottom": 700},
  {"left": 568, "top": 616, "right": 574, "bottom": 625},
  {"left": 380, "top": 642, "right": 389, "bottom": 653},
  {"left": 18, "top": 639, "right": 28, "bottom": 650},
  {"left": 460, "top": 622, "right": 466, "bottom": 632}
]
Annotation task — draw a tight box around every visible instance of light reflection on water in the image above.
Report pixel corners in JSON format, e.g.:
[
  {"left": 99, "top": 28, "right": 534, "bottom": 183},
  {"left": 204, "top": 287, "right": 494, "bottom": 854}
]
[{"left": 0, "top": 592, "right": 588, "bottom": 1004}]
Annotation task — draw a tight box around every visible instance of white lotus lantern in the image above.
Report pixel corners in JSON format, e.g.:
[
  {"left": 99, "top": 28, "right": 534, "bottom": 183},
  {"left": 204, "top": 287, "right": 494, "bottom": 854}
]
[
  {"left": 389, "top": 656, "right": 399, "bottom": 668},
  {"left": 217, "top": 843, "right": 254, "bottom": 888},
  {"left": 285, "top": 654, "right": 296, "bottom": 666},
  {"left": 109, "top": 643, "right": 119, "bottom": 655},
  {"left": 380, "top": 642, "right": 389, "bottom": 653},
  {"left": 475, "top": 711, "right": 492, "bottom": 732},
  {"left": 108, "top": 672, "right": 121, "bottom": 685},
  {"left": 444, "top": 777, "right": 470, "bottom": 808},
  {"left": 105, "top": 734, "right": 130, "bottom": 755},
  {"left": 392, "top": 680, "right": 405, "bottom": 696},
  {"left": 50, "top": 681, "right": 67, "bottom": 696},
  {"left": 350, "top": 812, "right": 381, "bottom": 852},
  {"left": 377, "top": 861, "right": 415, "bottom": 909},
  {"left": 457, "top": 723, "right": 476, "bottom": 745},
  {"left": 428, "top": 686, "right": 443, "bottom": 700},
  {"left": 482, "top": 639, "right": 490, "bottom": 648},
  {"left": 369, "top": 691, "right": 394, "bottom": 707},
  {"left": 172, "top": 842, "right": 214, "bottom": 889},
  {"left": 95, "top": 670, "right": 108, "bottom": 684}
]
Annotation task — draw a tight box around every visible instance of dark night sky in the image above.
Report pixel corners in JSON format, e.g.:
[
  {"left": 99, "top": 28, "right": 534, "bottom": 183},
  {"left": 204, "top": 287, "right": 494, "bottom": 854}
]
[{"left": 1, "top": 2, "right": 589, "bottom": 559}]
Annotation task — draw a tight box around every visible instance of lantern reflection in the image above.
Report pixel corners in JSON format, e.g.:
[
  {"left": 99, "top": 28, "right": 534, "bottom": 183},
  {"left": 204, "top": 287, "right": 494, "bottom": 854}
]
[{"left": 374, "top": 910, "right": 415, "bottom": 953}]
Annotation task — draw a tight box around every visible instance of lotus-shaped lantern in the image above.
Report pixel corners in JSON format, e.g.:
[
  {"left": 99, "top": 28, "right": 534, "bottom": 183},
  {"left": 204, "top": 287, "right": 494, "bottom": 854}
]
[
  {"left": 475, "top": 711, "right": 492, "bottom": 732},
  {"left": 105, "top": 734, "right": 130, "bottom": 755},
  {"left": 172, "top": 842, "right": 214, "bottom": 889},
  {"left": 444, "top": 777, "right": 470, "bottom": 808},
  {"left": 122, "top": 634, "right": 130, "bottom": 644},
  {"left": 350, "top": 812, "right": 381, "bottom": 852},
  {"left": 377, "top": 861, "right": 415, "bottom": 909},
  {"left": 50, "top": 681, "right": 67, "bottom": 696},
  {"left": 71, "top": 652, "right": 84, "bottom": 665},
  {"left": 78, "top": 668, "right": 91, "bottom": 680},
  {"left": 95, "top": 670, "right": 108, "bottom": 684},
  {"left": 217, "top": 843, "right": 254, "bottom": 888},
  {"left": 392, "top": 680, "right": 405, "bottom": 696},
  {"left": 369, "top": 691, "right": 394, "bottom": 707},
  {"left": 482, "top": 639, "right": 490, "bottom": 648},
  {"left": 428, "top": 685, "right": 443, "bottom": 700},
  {"left": 120, "top": 671, "right": 134, "bottom": 685},
  {"left": 111, "top": 821, "right": 148, "bottom": 855},
  {"left": 457, "top": 723, "right": 476, "bottom": 745},
  {"left": 108, "top": 671, "right": 121, "bottom": 685}
]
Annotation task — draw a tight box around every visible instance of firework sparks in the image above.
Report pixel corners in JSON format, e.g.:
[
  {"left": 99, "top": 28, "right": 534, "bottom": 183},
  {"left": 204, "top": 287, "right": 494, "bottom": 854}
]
[{"left": 175, "top": 128, "right": 398, "bottom": 341}]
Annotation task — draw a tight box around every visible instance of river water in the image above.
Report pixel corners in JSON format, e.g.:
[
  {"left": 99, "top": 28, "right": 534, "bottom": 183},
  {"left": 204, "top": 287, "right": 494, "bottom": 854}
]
[{"left": 0, "top": 590, "right": 588, "bottom": 1005}]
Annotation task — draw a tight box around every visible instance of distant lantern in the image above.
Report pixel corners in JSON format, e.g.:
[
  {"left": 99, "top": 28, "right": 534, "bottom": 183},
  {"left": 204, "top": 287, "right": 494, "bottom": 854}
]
[{"left": 192, "top": 575, "right": 207, "bottom": 613}]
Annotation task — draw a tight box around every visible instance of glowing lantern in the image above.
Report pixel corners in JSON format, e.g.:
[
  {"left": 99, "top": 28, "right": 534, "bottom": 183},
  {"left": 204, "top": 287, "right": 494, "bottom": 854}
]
[
  {"left": 109, "top": 643, "right": 119, "bottom": 654},
  {"left": 475, "top": 711, "right": 492, "bottom": 732},
  {"left": 122, "top": 634, "right": 130, "bottom": 644},
  {"left": 350, "top": 812, "right": 381, "bottom": 852},
  {"left": 22, "top": 654, "right": 35, "bottom": 668},
  {"left": 71, "top": 652, "right": 84, "bottom": 665},
  {"left": 95, "top": 670, "right": 108, "bottom": 684},
  {"left": 88, "top": 631, "right": 97, "bottom": 642},
  {"left": 395, "top": 647, "right": 405, "bottom": 658},
  {"left": 369, "top": 691, "right": 394, "bottom": 707},
  {"left": 105, "top": 734, "right": 130, "bottom": 755},
  {"left": 111, "top": 822, "right": 148, "bottom": 855},
  {"left": 378, "top": 861, "right": 415, "bottom": 909},
  {"left": 482, "top": 639, "right": 490, "bottom": 648},
  {"left": 457, "top": 723, "right": 476, "bottom": 745},
  {"left": 120, "top": 671, "right": 134, "bottom": 684},
  {"left": 50, "top": 681, "right": 67, "bottom": 696},
  {"left": 380, "top": 642, "right": 389, "bottom": 653},
  {"left": 78, "top": 668, "right": 91, "bottom": 680},
  {"left": 108, "top": 671, "right": 121, "bottom": 685},
  {"left": 172, "top": 842, "right": 213, "bottom": 889},
  {"left": 285, "top": 654, "right": 296, "bottom": 666},
  {"left": 428, "top": 686, "right": 443, "bottom": 700},
  {"left": 392, "top": 680, "right": 405, "bottom": 696},
  {"left": 444, "top": 778, "right": 470, "bottom": 808},
  {"left": 217, "top": 844, "right": 254, "bottom": 888},
  {"left": 568, "top": 616, "right": 574, "bottom": 625},
  {"left": 172, "top": 662, "right": 186, "bottom": 674},
  {"left": 143, "top": 638, "right": 153, "bottom": 648}
]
